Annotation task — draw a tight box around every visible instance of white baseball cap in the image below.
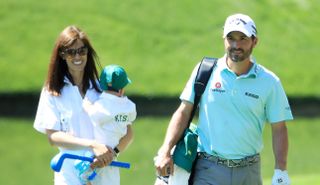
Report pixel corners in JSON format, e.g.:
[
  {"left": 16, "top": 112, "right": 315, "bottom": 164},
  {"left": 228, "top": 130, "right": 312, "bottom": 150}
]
[{"left": 223, "top": 13, "right": 257, "bottom": 38}]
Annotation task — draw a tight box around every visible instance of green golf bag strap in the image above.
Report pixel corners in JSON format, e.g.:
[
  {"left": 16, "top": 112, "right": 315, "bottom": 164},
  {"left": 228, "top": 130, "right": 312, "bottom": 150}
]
[{"left": 188, "top": 57, "right": 217, "bottom": 185}]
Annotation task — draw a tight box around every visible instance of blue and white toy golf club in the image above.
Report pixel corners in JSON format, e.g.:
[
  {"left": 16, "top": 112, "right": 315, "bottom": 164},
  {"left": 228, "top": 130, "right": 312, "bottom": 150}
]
[{"left": 50, "top": 152, "right": 130, "bottom": 172}]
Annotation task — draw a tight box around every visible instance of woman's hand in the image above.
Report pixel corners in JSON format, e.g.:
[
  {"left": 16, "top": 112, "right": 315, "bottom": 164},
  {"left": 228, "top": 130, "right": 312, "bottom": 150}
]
[{"left": 90, "top": 142, "right": 114, "bottom": 168}]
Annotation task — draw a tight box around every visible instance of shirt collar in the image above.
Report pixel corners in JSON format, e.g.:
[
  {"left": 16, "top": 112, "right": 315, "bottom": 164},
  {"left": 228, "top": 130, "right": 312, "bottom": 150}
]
[
  {"left": 63, "top": 76, "right": 95, "bottom": 89},
  {"left": 63, "top": 76, "right": 72, "bottom": 85},
  {"left": 219, "top": 54, "right": 259, "bottom": 78}
]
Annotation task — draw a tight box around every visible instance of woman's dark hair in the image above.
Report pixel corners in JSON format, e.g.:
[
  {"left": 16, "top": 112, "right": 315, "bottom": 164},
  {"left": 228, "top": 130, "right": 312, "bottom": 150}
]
[{"left": 46, "top": 25, "right": 102, "bottom": 96}]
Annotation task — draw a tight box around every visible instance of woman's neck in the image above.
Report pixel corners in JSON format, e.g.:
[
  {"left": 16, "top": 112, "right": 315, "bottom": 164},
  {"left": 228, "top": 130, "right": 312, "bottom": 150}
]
[
  {"left": 69, "top": 70, "right": 85, "bottom": 97},
  {"left": 69, "top": 70, "right": 84, "bottom": 85}
]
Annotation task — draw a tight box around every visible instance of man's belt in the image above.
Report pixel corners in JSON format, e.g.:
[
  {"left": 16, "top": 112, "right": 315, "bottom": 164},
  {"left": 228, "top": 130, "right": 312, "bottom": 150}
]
[{"left": 198, "top": 152, "right": 260, "bottom": 168}]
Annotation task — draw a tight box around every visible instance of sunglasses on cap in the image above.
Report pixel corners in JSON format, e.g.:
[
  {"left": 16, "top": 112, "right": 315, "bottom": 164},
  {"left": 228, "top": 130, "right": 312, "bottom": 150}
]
[{"left": 61, "top": 46, "right": 88, "bottom": 58}]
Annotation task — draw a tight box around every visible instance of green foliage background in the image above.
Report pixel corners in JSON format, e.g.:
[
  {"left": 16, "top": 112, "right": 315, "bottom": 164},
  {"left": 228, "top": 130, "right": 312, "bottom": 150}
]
[
  {"left": 1, "top": 118, "right": 320, "bottom": 185},
  {"left": 1, "top": 0, "right": 319, "bottom": 96}
]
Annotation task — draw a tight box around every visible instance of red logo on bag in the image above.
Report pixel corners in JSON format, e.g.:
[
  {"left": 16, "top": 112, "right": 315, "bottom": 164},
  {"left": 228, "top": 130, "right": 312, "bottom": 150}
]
[{"left": 215, "top": 82, "right": 221, "bottom": 88}]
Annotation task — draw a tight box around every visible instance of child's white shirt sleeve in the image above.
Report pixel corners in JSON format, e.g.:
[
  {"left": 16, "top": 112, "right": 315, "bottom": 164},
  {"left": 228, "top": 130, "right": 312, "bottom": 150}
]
[{"left": 127, "top": 99, "right": 137, "bottom": 123}]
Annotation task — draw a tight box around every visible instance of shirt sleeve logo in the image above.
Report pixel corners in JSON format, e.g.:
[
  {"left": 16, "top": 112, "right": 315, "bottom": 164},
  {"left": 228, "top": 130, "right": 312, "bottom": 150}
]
[{"left": 114, "top": 114, "right": 129, "bottom": 122}]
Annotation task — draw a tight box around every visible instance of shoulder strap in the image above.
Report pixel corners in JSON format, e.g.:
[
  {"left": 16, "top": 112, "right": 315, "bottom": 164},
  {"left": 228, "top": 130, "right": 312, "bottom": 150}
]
[{"left": 188, "top": 57, "right": 218, "bottom": 124}]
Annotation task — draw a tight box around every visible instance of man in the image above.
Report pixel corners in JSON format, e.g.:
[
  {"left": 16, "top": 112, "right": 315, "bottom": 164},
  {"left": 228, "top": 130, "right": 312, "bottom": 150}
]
[{"left": 155, "top": 13, "right": 293, "bottom": 185}]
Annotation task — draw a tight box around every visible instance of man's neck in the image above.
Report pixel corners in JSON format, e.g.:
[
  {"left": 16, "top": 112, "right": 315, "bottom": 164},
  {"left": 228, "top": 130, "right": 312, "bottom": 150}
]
[{"left": 226, "top": 58, "right": 253, "bottom": 76}]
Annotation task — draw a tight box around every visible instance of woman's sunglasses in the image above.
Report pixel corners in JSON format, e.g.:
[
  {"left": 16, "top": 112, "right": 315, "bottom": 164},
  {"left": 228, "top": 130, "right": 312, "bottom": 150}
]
[{"left": 61, "top": 46, "right": 88, "bottom": 58}]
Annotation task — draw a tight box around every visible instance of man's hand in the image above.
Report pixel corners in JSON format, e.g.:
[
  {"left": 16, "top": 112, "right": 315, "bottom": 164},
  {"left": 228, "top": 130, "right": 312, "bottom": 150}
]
[
  {"left": 154, "top": 147, "right": 174, "bottom": 176},
  {"left": 272, "top": 169, "right": 290, "bottom": 185},
  {"left": 154, "top": 101, "right": 193, "bottom": 177}
]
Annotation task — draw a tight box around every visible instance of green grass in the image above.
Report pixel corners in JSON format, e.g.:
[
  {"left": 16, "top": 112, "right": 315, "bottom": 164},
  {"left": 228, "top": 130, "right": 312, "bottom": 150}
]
[
  {"left": 1, "top": 117, "right": 319, "bottom": 185},
  {"left": 1, "top": 0, "right": 320, "bottom": 96}
]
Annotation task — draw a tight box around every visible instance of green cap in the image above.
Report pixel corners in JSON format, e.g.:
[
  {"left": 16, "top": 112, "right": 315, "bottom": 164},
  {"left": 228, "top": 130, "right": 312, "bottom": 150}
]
[
  {"left": 99, "top": 65, "right": 131, "bottom": 91},
  {"left": 172, "top": 123, "right": 198, "bottom": 172}
]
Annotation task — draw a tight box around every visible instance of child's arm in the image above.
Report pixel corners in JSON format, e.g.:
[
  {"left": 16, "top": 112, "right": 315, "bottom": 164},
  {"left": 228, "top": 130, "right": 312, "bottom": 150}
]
[{"left": 114, "top": 125, "right": 134, "bottom": 154}]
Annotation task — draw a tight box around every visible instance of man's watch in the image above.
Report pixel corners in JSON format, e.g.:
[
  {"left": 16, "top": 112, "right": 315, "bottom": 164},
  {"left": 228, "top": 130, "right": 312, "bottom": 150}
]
[{"left": 113, "top": 147, "right": 120, "bottom": 155}]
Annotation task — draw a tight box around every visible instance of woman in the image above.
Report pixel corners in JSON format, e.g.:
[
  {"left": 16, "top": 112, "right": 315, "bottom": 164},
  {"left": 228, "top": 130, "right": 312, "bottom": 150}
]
[{"left": 34, "top": 25, "right": 133, "bottom": 185}]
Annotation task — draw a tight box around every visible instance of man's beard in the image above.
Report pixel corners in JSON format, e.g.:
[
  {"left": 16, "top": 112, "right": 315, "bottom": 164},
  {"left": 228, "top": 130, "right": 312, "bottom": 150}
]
[{"left": 227, "top": 46, "right": 253, "bottom": 62}]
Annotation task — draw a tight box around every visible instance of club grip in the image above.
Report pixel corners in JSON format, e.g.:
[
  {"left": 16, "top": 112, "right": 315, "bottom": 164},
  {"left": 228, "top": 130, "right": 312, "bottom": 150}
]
[
  {"left": 110, "top": 161, "right": 130, "bottom": 168},
  {"left": 75, "top": 154, "right": 131, "bottom": 168},
  {"left": 50, "top": 152, "right": 131, "bottom": 172}
]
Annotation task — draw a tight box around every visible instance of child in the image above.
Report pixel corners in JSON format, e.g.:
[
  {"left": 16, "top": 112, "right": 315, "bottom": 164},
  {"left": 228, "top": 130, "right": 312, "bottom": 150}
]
[{"left": 76, "top": 64, "right": 136, "bottom": 185}]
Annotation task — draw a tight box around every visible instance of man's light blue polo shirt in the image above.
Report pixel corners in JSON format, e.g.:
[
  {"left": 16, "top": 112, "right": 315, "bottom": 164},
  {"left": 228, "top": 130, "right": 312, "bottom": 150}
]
[{"left": 180, "top": 55, "right": 293, "bottom": 159}]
